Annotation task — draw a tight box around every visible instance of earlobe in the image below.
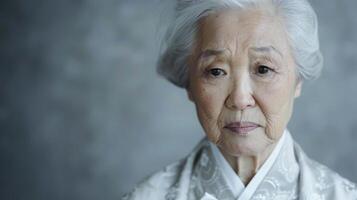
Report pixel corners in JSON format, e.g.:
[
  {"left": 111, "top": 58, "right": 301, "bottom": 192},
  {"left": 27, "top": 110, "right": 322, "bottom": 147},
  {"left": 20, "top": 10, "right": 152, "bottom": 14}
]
[
  {"left": 186, "top": 89, "right": 194, "bottom": 102},
  {"left": 294, "top": 79, "right": 302, "bottom": 98}
]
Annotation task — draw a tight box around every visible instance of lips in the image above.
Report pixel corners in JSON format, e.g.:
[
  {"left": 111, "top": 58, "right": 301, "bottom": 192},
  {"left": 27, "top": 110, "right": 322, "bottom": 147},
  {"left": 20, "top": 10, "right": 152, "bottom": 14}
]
[{"left": 224, "top": 121, "right": 260, "bottom": 136}]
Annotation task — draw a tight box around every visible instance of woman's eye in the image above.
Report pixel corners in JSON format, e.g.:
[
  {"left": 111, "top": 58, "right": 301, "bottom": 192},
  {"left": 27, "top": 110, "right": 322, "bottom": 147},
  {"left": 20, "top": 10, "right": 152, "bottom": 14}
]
[
  {"left": 208, "top": 68, "right": 226, "bottom": 77},
  {"left": 257, "top": 65, "right": 273, "bottom": 75}
]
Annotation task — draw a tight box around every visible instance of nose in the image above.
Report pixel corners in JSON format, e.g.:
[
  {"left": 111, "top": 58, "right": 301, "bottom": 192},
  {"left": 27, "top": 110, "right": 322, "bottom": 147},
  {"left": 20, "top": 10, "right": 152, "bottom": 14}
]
[{"left": 225, "top": 76, "right": 255, "bottom": 111}]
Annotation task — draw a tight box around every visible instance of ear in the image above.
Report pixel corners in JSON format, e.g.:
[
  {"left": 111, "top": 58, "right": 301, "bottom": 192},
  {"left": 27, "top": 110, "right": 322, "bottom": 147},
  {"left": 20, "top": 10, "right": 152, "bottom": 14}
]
[
  {"left": 294, "top": 78, "right": 302, "bottom": 98},
  {"left": 186, "top": 88, "right": 194, "bottom": 102}
]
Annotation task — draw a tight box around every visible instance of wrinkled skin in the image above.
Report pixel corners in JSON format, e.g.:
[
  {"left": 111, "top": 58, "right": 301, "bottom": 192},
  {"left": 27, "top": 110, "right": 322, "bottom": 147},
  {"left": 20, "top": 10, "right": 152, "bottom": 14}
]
[{"left": 186, "top": 7, "right": 302, "bottom": 184}]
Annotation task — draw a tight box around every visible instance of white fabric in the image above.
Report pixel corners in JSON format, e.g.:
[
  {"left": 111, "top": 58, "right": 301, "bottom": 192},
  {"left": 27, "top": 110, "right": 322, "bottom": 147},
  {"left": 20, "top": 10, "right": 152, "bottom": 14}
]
[
  {"left": 122, "top": 129, "right": 357, "bottom": 200},
  {"left": 209, "top": 130, "right": 286, "bottom": 199},
  {"left": 209, "top": 143, "right": 244, "bottom": 198}
]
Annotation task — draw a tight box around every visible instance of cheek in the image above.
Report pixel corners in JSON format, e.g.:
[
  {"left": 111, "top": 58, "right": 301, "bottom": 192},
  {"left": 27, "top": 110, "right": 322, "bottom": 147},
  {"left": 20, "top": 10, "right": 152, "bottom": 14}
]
[
  {"left": 192, "top": 82, "right": 228, "bottom": 137},
  {"left": 195, "top": 86, "right": 223, "bottom": 121},
  {"left": 254, "top": 77, "right": 296, "bottom": 138}
]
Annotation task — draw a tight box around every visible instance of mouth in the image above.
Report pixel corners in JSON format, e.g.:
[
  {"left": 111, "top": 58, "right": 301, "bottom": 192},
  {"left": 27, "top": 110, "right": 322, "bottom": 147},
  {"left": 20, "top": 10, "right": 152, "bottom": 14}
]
[{"left": 223, "top": 121, "right": 260, "bottom": 136}]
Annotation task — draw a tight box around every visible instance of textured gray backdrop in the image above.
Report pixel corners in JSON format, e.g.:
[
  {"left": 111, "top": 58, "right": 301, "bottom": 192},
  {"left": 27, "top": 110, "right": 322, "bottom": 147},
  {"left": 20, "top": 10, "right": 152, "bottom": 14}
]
[{"left": 0, "top": 0, "right": 356, "bottom": 199}]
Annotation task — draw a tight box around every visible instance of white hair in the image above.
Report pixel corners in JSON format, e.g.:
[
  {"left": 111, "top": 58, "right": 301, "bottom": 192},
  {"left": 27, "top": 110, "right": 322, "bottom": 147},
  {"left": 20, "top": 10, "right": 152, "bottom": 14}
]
[{"left": 157, "top": 0, "right": 323, "bottom": 88}]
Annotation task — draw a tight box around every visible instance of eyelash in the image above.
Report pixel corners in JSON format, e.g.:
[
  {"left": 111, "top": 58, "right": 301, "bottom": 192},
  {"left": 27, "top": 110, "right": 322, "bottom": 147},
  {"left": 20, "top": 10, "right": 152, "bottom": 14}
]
[
  {"left": 203, "top": 63, "right": 276, "bottom": 79},
  {"left": 205, "top": 68, "right": 227, "bottom": 78},
  {"left": 254, "top": 65, "right": 276, "bottom": 77}
]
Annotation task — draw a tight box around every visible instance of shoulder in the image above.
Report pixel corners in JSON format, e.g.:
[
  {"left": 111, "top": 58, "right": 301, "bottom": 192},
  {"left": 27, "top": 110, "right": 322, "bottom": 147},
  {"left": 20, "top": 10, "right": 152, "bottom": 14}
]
[
  {"left": 307, "top": 158, "right": 357, "bottom": 199},
  {"left": 294, "top": 143, "right": 357, "bottom": 199},
  {"left": 122, "top": 138, "right": 209, "bottom": 200},
  {"left": 121, "top": 159, "right": 185, "bottom": 200}
]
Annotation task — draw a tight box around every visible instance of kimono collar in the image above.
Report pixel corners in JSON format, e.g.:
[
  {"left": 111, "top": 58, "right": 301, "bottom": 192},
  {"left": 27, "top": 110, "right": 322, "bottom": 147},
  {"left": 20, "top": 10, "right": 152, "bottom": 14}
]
[
  {"left": 191, "top": 129, "right": 299, "bottom": 200},
  {"left": 209, "top": 129, "right": 287, "bottom": 199}
]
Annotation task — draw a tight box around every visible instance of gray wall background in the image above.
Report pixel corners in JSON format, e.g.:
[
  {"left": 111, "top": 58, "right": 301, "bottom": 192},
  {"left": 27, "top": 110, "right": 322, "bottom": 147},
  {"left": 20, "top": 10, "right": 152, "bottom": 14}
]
[{"left": 1, "top": 0, "right": 356, "bottom": 199}]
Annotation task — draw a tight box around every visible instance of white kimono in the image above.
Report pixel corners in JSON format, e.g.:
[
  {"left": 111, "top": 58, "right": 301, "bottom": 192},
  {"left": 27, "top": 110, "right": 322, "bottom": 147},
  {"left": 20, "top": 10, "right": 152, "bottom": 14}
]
[{"left": 122, "top": 130, "right": 357, "bottom": 200}]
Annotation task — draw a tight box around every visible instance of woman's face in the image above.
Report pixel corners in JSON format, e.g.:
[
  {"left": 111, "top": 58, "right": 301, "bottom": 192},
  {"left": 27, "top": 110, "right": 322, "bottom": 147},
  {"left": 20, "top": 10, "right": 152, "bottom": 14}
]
[{"left": 187, "top": 8, "right": 302, "bottom": 157}]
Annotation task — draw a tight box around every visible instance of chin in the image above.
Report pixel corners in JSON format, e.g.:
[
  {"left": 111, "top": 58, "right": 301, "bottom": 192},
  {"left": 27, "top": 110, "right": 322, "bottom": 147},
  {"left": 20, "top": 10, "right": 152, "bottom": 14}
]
[{"left": 217, "top": 128, "right": 273, "bottom": 156}]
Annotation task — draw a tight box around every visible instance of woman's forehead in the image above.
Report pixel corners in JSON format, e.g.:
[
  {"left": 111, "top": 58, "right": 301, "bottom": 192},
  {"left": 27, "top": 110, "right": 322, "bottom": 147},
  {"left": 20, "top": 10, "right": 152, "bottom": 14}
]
[
  {"left": 197, "top": 8, "right": 290, "bottom": 56},
  {"left": 197, "top": 45, "right": 283, "bottom": 61}
]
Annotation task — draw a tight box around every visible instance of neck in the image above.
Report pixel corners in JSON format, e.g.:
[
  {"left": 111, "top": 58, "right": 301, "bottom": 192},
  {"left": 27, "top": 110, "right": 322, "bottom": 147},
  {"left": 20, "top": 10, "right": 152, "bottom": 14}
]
[{"left": 219, "top": 143, "right": 277, "bottom": 186}]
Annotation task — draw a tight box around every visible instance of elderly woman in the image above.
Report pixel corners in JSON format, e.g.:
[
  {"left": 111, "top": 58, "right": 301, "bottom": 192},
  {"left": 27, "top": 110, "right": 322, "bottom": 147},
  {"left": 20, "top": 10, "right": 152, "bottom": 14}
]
[{"left": 123, "top": 0, "right": 357, "bottom": 199}]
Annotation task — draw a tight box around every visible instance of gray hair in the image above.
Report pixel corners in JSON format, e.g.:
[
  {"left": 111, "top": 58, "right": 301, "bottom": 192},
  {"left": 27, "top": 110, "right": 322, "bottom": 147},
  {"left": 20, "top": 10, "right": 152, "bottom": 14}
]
[{"left": 157, "top": 0, "right": 323, "bottom": 88}]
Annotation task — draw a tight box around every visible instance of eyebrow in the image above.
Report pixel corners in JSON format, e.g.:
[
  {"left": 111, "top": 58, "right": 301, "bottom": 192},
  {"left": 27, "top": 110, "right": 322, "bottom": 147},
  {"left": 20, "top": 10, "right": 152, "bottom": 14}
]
[
  {"left": 198, "top": 48, "right": 228, "bottom": 59},
  {"left": 198, "top": 45, "right": 283, "bottom": 60},
  {"left": 249, "top": 46, "right": 283, "bottom": 58}
]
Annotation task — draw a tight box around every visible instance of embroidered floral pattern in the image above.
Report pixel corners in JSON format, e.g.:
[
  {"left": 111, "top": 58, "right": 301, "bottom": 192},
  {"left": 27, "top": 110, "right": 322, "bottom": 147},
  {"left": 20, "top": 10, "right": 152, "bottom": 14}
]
[{"left": 122, "top": 131, "right": 357, "bottom": 200}]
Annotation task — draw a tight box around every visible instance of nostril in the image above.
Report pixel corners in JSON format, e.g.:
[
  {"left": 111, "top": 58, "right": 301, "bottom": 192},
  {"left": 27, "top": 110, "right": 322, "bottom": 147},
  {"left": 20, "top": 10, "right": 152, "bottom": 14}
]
[{"left": 225, "top": 92, "right": 255, "bottom": 110}]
